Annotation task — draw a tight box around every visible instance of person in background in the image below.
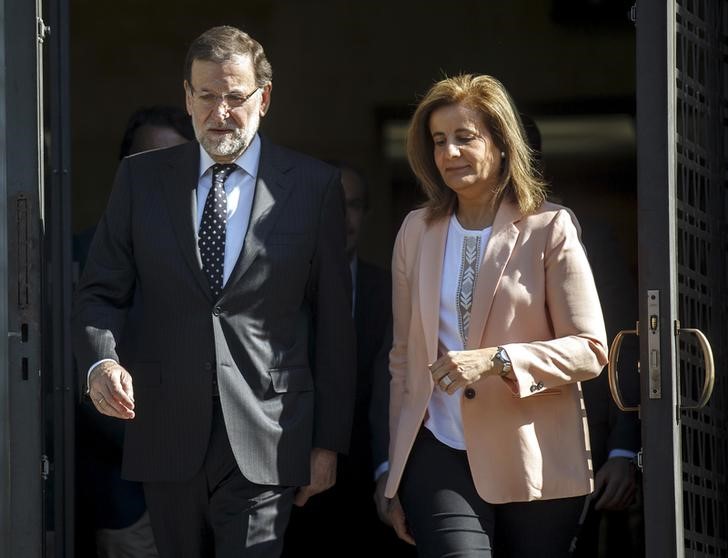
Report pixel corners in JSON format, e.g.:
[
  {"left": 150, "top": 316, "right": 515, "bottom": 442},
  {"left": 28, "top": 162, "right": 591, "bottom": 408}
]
[
  {"left": 72, "top": 25, "right": 356, "bottom": 558},
  {"left": 282, "top": 163, "right": 415, "bottom": 556},
  {"left": 118, "top": 105, "right": 195, "bottom": 161},
  {"left": 384, "top": 74, "right": 608, "bottom": 558},
  {"left": 519, "top": 114, "right": 643, "bottom": 557},
  {"left": 75, "top": 105, "right": 194, "bottom": 558},
  {"left": 74, "top": 106, "right": 194, "bottom": 272}
]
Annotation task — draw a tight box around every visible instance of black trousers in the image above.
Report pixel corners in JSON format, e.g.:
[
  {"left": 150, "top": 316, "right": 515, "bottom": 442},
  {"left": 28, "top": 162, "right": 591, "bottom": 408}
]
[
  {"left": 400, "top": 428, "right": 585, "bottom": 558},
  {"left": 143, "top": 400, "right": 295, "bottom": 558}
]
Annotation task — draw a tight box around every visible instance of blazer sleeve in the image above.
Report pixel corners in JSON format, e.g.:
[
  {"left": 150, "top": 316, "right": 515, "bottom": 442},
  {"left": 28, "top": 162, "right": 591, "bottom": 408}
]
[
  {"left": 71, "top": 159, "right": 137, "bottom": 378},
  {"left": 503, "top": 208, "right": 609, "bottom": 397},
  {"left": 309, "top": 170, "right": 357, "bottom": 453}
]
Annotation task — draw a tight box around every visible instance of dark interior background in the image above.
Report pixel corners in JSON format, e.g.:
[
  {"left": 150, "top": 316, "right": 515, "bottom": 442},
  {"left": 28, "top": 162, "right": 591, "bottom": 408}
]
[{"left": 70, "top": 0, "right": 637, "bottom": 271}]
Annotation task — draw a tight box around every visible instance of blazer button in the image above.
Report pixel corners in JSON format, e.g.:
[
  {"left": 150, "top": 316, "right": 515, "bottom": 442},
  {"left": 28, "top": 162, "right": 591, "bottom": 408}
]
[
  {"left": 464, "top": 387, "right": 476, "bottom": 399},
  {"left": 213, "top": 306, "right": 222, "bottom": 316},
  {"left": 204, "top": 361, "right": 214, "bottom": 371}
]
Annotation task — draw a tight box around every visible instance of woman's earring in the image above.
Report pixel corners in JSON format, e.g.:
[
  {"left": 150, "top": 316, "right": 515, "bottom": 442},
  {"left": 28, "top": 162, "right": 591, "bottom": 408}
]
[{"left": 500, "top": 151, "right": 505, "bottom": 159}]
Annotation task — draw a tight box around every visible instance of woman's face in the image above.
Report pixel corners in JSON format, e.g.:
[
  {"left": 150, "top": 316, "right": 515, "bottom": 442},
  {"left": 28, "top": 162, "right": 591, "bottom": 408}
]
[{"left": 429, "top": 103, "right": 502, "bottom": 200}]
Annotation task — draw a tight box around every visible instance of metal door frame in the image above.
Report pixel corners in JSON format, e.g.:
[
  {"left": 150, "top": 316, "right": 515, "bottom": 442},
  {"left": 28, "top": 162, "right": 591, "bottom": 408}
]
[
  {"left": 636, "top": 0, "right": 684, "bottom": 555},
  {"left": 45, "top": 0, "right": 74, "bottom": 555},
  {"left": 0, "top": 0, "right": 46, "bottom": 556}
]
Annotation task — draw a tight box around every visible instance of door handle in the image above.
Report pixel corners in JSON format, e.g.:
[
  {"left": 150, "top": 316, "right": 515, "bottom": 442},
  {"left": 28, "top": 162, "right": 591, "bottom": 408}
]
[
  {"left": 608, "top": 325, "right": 640, "bottom": 412},
  {"left": 677, "top": 325, "right": 715, "bottom": 410}
]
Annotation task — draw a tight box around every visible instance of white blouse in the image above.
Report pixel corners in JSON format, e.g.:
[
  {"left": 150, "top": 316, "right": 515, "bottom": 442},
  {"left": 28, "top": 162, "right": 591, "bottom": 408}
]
[{"left": 425, "top": 215, "right": 492, "bottom": 450}]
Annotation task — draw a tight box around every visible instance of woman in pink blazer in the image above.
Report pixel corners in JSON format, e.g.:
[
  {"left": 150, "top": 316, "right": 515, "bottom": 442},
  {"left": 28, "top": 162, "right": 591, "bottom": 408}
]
[{"left": 384, "top": 75, "right": 608, "bottom": 557}]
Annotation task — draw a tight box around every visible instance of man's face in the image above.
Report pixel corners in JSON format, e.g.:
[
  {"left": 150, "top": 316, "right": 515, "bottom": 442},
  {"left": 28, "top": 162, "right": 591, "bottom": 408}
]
[
  {"left": 341, "top": 168, "right": 367, "bottom": 260},
  {"left": 185, "top": 56, "right": 271, "bottom": 163}
]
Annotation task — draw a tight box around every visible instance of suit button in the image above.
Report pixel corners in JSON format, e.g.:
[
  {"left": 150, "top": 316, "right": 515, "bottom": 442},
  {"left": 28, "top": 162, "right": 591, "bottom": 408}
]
[
  {"left": 204, "top": 361, "right": 214, "bottom": 371},
  {"left": 213, "top": 306, "right": 222, "bottom": 316},
  {"left": 464, "top": 388, "right": 476, "bottom": 399}
]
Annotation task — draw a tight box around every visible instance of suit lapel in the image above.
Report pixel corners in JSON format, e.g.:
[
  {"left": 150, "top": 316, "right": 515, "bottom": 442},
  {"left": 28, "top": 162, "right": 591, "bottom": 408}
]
[
  {"left": 221, "top": 137, "right": 293, "bottom": 294},
  {"left": 160, "top": 142, "right": 212, "bottom": 299},
  {"left": 465, "top": 199, "right": 522, "bottom": 350},
  {"left": 419, "top": 216, "right": 449, "bottom": 364}
]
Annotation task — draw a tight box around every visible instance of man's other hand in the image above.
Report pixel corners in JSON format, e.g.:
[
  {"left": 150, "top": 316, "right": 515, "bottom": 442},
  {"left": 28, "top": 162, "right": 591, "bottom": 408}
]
[
  {"left": 593, "top": 457, "right": 638, "bottom": 510},
  {"left": 374, "top": 471, "right": 392, "bottom": 526},
  {"left": 88, "top": 361, "right": 136, "bottom": 420},
  {"left": 293, "top": 448, "right": 337, "bottom": 507}
]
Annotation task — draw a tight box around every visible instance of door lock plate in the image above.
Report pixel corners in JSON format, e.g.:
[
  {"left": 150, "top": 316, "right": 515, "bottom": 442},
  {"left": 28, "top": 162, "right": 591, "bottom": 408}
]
[{"left": 647, "top": 290, "right": 661, "bottom": 399}]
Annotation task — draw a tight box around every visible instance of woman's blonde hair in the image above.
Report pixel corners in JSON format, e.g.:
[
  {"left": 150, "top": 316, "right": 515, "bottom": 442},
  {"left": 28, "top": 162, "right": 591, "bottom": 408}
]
[{"left": 406, "top": 74, "right": 547, "bottom": 221}]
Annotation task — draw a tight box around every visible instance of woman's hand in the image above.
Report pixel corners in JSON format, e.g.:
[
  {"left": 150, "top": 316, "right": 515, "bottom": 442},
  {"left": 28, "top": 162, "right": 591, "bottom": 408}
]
[
  {"left": 429, "top": 348, "right": 499, "bottom": 395},
  {"left": 388, "top": 494, "right": 416, "bottom": 545}
]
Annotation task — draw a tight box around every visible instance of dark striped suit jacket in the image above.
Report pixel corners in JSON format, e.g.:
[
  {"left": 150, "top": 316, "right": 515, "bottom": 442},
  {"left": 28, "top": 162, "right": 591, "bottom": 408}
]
[{"left": 72, "top": 137, "right": 357, "bottom": 486}]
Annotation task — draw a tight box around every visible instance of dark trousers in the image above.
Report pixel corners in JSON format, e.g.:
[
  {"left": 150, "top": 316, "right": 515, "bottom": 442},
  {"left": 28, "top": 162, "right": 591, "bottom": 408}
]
[
  {"left": 143, "top": 401, "right": 295, "bottom": 558},
  {"left": 400, "top": 428, "right": 585, "bottom": 558}
]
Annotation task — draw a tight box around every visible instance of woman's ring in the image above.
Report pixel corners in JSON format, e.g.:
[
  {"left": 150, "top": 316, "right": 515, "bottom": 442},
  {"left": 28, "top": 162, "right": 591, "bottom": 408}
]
[
  {"left": 440, "top": 376, "right": 453, "bottom": 387},
  {"left": 97, "top": 397, "right": 104, "bottom": 405}
]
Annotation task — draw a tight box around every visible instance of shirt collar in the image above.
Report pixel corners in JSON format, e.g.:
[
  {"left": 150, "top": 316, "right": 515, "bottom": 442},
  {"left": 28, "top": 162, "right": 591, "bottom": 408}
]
[{"left": 198, "top": 133, "right": 262, "bottom": 180}]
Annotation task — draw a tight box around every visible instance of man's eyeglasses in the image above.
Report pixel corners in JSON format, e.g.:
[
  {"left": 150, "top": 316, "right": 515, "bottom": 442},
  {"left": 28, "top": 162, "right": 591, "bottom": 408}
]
[{"left": 189, "top": 85, "right": 261, "bottom": 110}]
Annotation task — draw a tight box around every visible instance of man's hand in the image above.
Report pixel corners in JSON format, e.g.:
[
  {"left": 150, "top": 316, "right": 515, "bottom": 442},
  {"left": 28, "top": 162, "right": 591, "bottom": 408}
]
[
  {"left": 88, "top": 361, "right": 135, "bottom": 420},
  {"left": 388, "top": 493, "right": 415, "bottom": 545},
  {"left": 294, "top": 448, "right": 337, "bottom": 507},
  {"left": 593, "top": 457, "right": 638, "bottom": 510},
  {"left": 373, "top": 471, "right": 391, "bottom": 526}
]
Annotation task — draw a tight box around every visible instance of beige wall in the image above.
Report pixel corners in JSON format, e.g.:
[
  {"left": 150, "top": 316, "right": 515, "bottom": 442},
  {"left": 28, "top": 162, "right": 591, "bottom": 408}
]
[{"left": 71, "top": 0, "right": 635, "bottom": 266}]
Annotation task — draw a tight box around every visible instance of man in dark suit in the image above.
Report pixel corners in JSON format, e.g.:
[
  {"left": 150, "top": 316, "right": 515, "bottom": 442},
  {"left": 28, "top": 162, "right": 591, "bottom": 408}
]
[
  {"left": 572, "top": 220, "right": 642, "bottom": 557},
  {"left": 74, "top": 105, "right": 194, "bottom": 558},
  {"left": 72, "top": 26, "right": 356, "bottom": 558}
]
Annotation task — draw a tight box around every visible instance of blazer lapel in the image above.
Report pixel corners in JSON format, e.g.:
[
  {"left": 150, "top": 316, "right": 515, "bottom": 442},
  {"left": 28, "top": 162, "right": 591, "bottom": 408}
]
[
  {"left": 160, "top": 142, "right": 212, "bottom": 299},
  {"left": 419, "top": 216, "right": 449, "bottom": 364},
  {"left": 465, "top": 199, "right": 522, "bottom": 350},
  {"left": 221, "top": 137, "right": 293, "bottom": 294}
]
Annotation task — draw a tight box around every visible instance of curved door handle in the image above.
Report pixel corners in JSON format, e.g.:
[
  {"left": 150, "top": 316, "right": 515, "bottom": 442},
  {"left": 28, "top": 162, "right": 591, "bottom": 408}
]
[
  {"left": 678, "top": 327, "right": 715, "bottom": 410},
  {"left": 608, "top": 326, "right": 640, "bottom": 412}
]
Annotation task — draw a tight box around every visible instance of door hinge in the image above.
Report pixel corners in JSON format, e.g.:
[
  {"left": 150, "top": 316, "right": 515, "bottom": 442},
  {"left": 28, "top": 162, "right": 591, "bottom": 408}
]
[
  {"left": 37, "top": 17, "right": 50, "bottom": 43},
  {"left": 40, "top": 454, "right": 50, "bottom": 480}
]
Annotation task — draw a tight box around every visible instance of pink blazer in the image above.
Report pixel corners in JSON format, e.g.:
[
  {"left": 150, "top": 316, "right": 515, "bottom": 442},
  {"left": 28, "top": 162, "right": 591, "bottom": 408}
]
[{"left": 385, "top": 199, "right": 608, "bottom": 504}]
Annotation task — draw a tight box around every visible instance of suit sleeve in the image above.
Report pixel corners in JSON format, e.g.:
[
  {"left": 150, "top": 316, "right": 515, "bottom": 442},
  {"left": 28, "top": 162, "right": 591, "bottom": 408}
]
[
  {"left": 71, "top": 159, "right": 136, "bottom": 380},
  {"left": 503, "top": 208, "right": 609, "bottom": 397},
  {"left": 309, "top": 170, "right": 357, "bottom": 453},
  {"left": 388, "top": 213, "right": 413, "bottom": 464},
  {"left": 369, "top": 317, "right": 393, "bottom": 470}
]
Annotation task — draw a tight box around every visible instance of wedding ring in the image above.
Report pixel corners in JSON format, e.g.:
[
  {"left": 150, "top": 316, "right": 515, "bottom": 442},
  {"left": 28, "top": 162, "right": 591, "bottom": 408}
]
[
  {"left": 96, "top": 397, "right": 105, "bottom": 405},
  {"left": 440, "top": 376, "right": 453, "bottom": 387}
]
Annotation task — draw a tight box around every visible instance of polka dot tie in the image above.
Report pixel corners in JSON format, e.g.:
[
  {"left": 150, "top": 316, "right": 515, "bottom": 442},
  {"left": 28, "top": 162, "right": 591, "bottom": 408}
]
[{"left": 199, "top": 163, "right": 236, "bottom": 298}]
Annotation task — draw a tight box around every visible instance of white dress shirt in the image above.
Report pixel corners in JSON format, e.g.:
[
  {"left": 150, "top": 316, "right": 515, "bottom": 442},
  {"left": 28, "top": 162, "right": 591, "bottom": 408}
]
[{"left": 196, "top": 134, "right": 260, "bottom": 285}]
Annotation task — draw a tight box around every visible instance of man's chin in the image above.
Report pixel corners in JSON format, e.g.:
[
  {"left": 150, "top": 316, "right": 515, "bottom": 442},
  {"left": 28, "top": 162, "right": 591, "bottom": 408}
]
[{"left": 200, "top": 138, "right": 246, "bottom": 160}]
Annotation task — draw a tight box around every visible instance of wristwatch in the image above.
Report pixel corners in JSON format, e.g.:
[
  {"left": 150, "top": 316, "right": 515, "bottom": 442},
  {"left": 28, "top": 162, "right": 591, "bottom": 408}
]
[{"left": 493, "top": 346, "right": 512, "bottom": 378}]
